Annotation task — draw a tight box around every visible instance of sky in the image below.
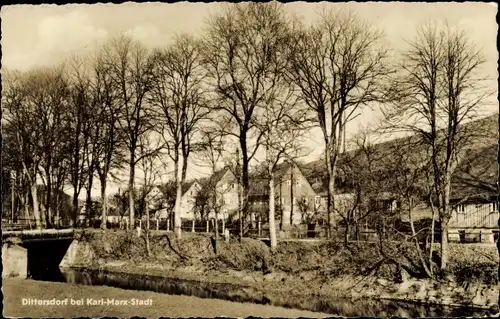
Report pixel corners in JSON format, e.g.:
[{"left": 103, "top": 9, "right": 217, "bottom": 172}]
[{"left": 2, "top": 2, "right": 498, "bottom": 198}]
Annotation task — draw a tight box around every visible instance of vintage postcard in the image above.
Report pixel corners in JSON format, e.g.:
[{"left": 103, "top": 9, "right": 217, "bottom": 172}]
[{"left": 2, "top": 2, "right": 498, "bottom": 318}]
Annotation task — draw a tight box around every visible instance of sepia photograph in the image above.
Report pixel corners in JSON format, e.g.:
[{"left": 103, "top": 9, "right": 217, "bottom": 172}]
[{"left": 1, "top": 1, "right": 499, "bottom": 318}]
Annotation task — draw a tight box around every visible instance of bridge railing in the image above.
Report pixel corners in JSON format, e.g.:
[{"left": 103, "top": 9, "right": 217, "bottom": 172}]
[
  {"left": 2, "top": 228, "right": 76, "bottom": 241},
  {"left": 2, "top": 218, "right": 77, "bottom": 231}
]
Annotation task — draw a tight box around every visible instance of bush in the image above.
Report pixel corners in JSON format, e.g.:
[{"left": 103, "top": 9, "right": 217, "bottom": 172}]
[
  {"left": 447, "top": 244, "right": 498, "bottom": 285},
  {"left": 212, "top": 237, "right": 271, "bottom": 272}
]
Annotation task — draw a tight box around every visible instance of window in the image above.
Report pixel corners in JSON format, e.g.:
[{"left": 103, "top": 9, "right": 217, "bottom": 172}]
[
  {"left": 232, "top": 183, "right": 236, "bottom": 189},
  {"left": 491, "top": 202, "right": 498, "bottom": 212},
  {"left": 295, "top": 180, "right": 300, "bottom": 186},
  {"left": 457, "top": 204, "right": 466, "bottom": 214},
  {"left": 315, "top": 196, "right": 321, "bottom": 206},
  {"left": 287, "top": 180, "right": 291, "bottom": 186}
]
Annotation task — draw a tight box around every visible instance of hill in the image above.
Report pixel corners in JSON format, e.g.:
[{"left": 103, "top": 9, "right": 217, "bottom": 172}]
[{"left": 301, "top": 113, "right": 498, "bottom": 199}]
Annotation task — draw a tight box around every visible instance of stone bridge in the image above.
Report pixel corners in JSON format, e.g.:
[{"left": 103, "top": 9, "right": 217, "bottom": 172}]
[{"left": 2, "top": 229, "right": 81, "bottom": 279}]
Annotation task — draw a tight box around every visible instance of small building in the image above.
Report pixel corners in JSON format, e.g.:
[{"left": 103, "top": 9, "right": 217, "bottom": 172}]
[
  {"left": 248, "top": 161, "right": 317, "bottom": 227},
  {"left": 180, "top": 181, "right": 201, "bottom": 220},
  {"left": 197, "top": 167, "right": 239, "bottom": 221},
  {"left": 155, "top": 181, "right": 202, "bottom": 221}
]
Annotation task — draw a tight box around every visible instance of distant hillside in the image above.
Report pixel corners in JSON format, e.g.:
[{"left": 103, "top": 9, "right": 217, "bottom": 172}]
[
  {"left": 301, "top": 113, "right": 498, "bottom": 198},
  {"left": 452, "top": 144, "right": 498, "bottom": 201}
]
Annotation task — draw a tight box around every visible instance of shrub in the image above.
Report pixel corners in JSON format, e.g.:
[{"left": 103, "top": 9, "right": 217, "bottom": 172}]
[{"left": 447, "top": 244, "right": 498, "bottom": 285}]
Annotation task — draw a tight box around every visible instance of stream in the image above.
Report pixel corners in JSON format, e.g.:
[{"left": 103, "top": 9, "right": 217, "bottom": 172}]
[{"left": 29, "top": 266, "right": 490, "bottom": 317}]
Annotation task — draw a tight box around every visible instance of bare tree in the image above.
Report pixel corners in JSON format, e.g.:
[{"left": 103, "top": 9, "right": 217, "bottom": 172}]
[
  {"left": 136, "top": 134, "right": 164, "bottom": 256},
  {"left": 16, "top": 65, "right": 71, "bottom": 228},
  {"left": 2, "top": 68, "right": 71, "bottom": 229},
  {"left": 65, "top": 55, "right": 97, "bottom": 226},
  {"left": 348, "top": 131, "right": 437, "bottom": 277},
  {"left": 388, "top": 138, "right": 436, "bottom": 278},
  {"left": 259, "top": 88, "right": 309, "bottom": 249},
  {"left": 158, "top": 180, "right": 177, "bottom": 230},
  {"left": 382, "top": 22, "right": 492, "bottom": 272},
  {"left": 340, "top": 132, "right": 384, "bottom": 243},
  {"left": 102, "top": 35, "right": 155, "bottom": 229},
  {"left": 287, "top": 9, "right": 390, "bottom": 238},
  {"left": 149, "top": 35, "right": 208, "bottom": 239},
  {"left": 202, "top": 3, "right": 294, "bottom": 241},
  {"left": 195, "top": 129, "right": 227, "bottom": 253},
  {"left": 87, "top": 49, "right": 126, "bottom": 230},
  {"left": 3, "top": 70, "right": 43, "bottom": 228},
  {"left": 50, "top": 136, "right": 71, "bottom": 227}
]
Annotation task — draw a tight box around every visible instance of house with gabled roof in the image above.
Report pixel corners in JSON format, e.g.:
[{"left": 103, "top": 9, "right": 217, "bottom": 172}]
[
  {"left": 446, "top": 144, "right": 498, "bottom": 242},
  {"left": 179, "top": 181, "right": 202, "bottom": 220},
  {"left": 157, "top": 181, "right": 201, "bottom": 221},
  {"left": 197, "top": 166, "right": 239, "bottom": 221},
  {"left": 248, "top": 161, "right": 317, "bottom": 227}
]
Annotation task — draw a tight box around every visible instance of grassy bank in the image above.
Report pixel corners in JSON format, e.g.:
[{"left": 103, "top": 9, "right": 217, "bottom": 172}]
[
  {"left": 67, "top": 230, "right": 499, "bottom": 310},
  {"left": 3, "top": 278, "right": 328, "bottom": 318}
]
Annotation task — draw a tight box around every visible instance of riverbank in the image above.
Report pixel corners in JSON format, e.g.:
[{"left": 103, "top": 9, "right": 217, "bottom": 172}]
[
  {"left": 3, "top": 278, "right": 328, "bottom": 318},
  {"left": 61, "top": 230, "right": 499, "bottom": 314}
]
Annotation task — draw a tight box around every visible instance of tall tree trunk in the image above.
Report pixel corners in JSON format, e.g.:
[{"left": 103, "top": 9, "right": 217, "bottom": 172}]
[
  {"left": 145, "top": 200, "right": 151, "bottom": 256},
  {"left": 22, "top": 179, "right": 31, "bottom": 228},
  {"left": 236, "top": 146, "right": 243, "bottom": 241},
  {"left": 214, "top": 209, "right": 219, "bottom": 254},
  {"left": 31, "top": 184, "right": 42, "bottom": 229},
  {"left": 11, "top": 171, "right": 16, "bottom": 223},
  {"left": 429, "top": 200, "right": 436, "bottom": 261},
  {"left": 269, "top": 174, "right": 277, "bottom": 250},
  {"left": 290, "top": 165, "right": 294, "bottom": 226},
  {"left": 344, "top": 223, "right": 350, "bottom": 246},
  {"left": 72, "top": 187, "right": 79, "bottom": 227},
  {"left": 72, "top": 116, "right": 82, "bottom": 228},
  {"left": 173, "top": 150, "right": 182, "bottom": 239},
  {"left": 242, "top": 156, "right": 250, "bottom": 239},
  {"left": 53, "top": 188, "right": 59, "bottom": 228},
  {"left": 279, "top": 181, "right": 283, "bottom": 231},
  {"left": 439, "top": 170, "right": 453, "bottom": 273},
  {"left": 409, "top": 197, "right": 433, "bottom": 278},
  {"left": 101, "top": 177, "right": 108, "bottom": 230},
  {"left": 325, "top": 146, "right": 336, "bottom": 238},
  {"left": 439, "top": 216, "right": 449, "bottom": 272},
  {"left": 45, "top": 164, "right": 52, "bottom": 228},
  {"left": 128, "top": 155, "right": 136, "bottom": 230},
  {"left": 86, "top": 170, "right": 94, "bottom": 220},
  {"left": 222, "top": 214, "right": 225, "bottom": 234},
  {"left": 439, "top": 194, "right": 451, "bottom": 272},
  {"left": 212, "top": 169, "right": 219, "bottom": 253}
]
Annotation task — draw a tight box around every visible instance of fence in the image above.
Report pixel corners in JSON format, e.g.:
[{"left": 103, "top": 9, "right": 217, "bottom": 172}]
[
  {"left": 2, "top": 218, "right": 75, "bottom": 230},
  {"left": 5, "top": 216, "right": 498, "bottom": 244}
]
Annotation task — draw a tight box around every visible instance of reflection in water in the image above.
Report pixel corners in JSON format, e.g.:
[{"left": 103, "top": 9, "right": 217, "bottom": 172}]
[{"left": 31, "top": 267, "right": 489, "bottom": 317}]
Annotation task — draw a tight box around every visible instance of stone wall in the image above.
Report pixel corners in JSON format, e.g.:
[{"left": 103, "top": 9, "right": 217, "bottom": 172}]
[
  {"left": 59, "top": 239, "right": 96, "bottom": 268},
  {"left": 2, "top": 243, "right": 28, "bottom": 278}
]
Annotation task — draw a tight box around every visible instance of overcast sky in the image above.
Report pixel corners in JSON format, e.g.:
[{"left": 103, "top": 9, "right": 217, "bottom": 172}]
[{"left": 2, "top": 2, "right": 498, "bottom": 197}]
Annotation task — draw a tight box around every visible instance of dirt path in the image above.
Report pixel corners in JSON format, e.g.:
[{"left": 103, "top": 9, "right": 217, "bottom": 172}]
[{"left": 3, "top": 278, "right": 329, "bottom": 318}]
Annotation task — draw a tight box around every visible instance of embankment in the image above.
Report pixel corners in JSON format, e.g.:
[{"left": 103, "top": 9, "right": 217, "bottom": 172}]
[{"left": 60, "top": 230, "right": 499, "bottom": 313}]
